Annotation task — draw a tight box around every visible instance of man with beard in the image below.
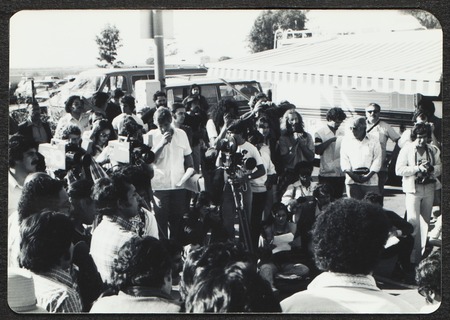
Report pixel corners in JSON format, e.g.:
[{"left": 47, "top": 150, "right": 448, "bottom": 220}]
[{"left": 18, "top": 102, "right": 52, "bottom": 144}]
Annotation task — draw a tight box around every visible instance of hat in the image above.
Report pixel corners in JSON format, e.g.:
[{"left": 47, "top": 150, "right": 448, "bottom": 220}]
[{"left": 8, "top": 268, "right": 47, "bottom": 313}]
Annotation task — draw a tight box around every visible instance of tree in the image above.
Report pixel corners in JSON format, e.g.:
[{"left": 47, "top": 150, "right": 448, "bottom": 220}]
[
  {"left": 401, "top": 10, "right": 441, "bottom": 29},
  {"left": 95, "top": 24, "right": 123, "bottom": 68},
  {"left": 247, "top": 10, "right": 308, "bottom": 53}
]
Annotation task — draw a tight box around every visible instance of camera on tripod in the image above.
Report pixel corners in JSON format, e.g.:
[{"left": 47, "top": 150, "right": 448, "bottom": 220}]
[{"left": 217, "top": 137, "right": 256, "bottom": 179}]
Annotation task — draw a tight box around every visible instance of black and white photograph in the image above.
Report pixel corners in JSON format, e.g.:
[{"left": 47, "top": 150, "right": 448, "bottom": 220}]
[{"left": 5, "top": 7, "right": 445, "bottom": 315}]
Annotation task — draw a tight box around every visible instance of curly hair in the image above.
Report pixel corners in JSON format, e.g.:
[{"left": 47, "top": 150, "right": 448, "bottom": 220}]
[
  {"left": 326, "top": 107, "right": 347, "bottom": 122},
  {"left": 64, "top": 95, "right": 82, "bottom": 113},
  {"left": 312, "top": 198, "right": 390, "bottom": 275},
  {"left": 416, "top": 250, "right": 441, "bottom": 304},
  {"left": 280, "top": 109, "right": 305, "bottom": 135},
  {"left": 8, "top": 134, "right": 37, "bottom": 168},
  {"left": 62, "top": 124, "right": 81, "bottom": 139},
  {"left": 17, "top": 173, "right": 66, "bottom": 222},
  {"left": 410, "top": 122, "right": 432, "bottom": 141},
  {"left": 111, "top": 236, "right": 172, "bottom": 291},
  {"left": 19, "top": 210, "right": 74, "bottom": 273}
]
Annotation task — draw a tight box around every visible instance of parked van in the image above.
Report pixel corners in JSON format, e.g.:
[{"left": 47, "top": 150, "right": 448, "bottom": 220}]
[
  {"left": 44, "top": 65, "right": 207, "bottom": 119},
  {"left": 135, "top": 77, "right": 263, "bottom": 115}
]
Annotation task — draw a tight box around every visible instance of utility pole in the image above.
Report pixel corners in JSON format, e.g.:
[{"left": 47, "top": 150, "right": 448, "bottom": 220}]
[
  {"left": 153, "top": 10, "right": 166, "bottom": 89},
  {"left": 140, "top": 10, "right": 166, "bottom": 90}
]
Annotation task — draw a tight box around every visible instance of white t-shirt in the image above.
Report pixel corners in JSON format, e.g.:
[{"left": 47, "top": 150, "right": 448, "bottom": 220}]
[
  {"left": 216, "top": 141, "right": 265, "bottom": 188},
  {"left": 145, "top": 128, "right": 192, "bottom": 190}
]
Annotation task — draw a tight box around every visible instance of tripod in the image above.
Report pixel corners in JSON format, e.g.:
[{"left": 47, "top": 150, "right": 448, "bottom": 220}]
[{"left": 227, "top": 177, "right": 254, "bottom": 254}]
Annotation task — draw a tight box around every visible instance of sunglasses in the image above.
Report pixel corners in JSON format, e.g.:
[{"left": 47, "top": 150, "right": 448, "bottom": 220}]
[{"left": 366, "top": 109, "right": 379, "bottom": 114}]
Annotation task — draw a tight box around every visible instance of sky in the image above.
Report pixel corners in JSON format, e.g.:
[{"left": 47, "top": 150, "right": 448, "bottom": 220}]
[{"left": 9, "top": 9, "right": 424, "bottom": 69}]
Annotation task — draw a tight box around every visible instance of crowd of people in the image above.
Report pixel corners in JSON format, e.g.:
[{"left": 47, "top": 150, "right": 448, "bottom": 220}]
[{"left": 7, "top": 86, "right": 442, "bottom": 313}]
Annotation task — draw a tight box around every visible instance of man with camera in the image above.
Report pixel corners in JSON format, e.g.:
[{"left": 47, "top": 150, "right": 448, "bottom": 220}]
[
  {"left": 215, "top": 120, "right": 266, "bottom": 247},
  {"left": 396, "top": 122, "right": 441, "bottom": 265},
  {"left": 340, "top": 116, "right": 382, "bottom": 200}
]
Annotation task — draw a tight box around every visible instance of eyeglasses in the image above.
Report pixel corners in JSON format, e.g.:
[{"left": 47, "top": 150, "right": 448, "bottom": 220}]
[
  {"left": 99, "top": 132, "right": 110, "bottom": 138},
  {"left": 366, "top": 109, "right": 379, "bottom": 114}
]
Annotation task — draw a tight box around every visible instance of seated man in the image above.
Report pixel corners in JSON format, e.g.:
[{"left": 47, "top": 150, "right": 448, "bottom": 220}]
[
  {"left": 90, "top": 236, "right": 180, "bottom": 313},
  {"left": 19, "top": 211, "right": 83, "bottom": 313},
  {"left": 281, "top": 198, "right": 417, "bottom": 313}
]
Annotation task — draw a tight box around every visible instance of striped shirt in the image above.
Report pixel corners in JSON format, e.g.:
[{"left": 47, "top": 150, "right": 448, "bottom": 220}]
[
  {"left": 90, "top": 216, "right": 139, "bottom": 285},
  {"left": 32, "top": 266, "right": 83, "bottom": 313}
]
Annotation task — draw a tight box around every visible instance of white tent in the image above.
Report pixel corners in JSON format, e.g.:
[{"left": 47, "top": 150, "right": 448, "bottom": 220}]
[{"left": 207, "top": 29, "right": 442, "bottom": 97}]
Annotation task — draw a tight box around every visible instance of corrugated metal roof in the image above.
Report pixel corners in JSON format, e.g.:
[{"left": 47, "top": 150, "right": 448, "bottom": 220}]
[{"left": 207, "top": 30, "right": 442, "bottom": 96}]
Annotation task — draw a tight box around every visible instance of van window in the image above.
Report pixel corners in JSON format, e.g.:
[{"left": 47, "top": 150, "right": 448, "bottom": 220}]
[
  {"left": 199, "top": 85, "right": 219, "bottom": 107},
  {"left": 105, "top": 76, "right": 127, "bottom": 94}
]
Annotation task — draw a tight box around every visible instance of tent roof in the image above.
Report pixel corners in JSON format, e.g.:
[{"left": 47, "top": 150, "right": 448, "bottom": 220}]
[{"left": 207, "top": 30, "right": 442, "bottom": 96}]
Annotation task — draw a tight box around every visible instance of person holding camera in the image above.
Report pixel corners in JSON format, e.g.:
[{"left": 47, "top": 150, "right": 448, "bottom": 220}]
[
  {"left": 215, "top": 120, "right": 266, "bottom": 245},
  {"left": 396, "top": 122, "right": 441, "bottom": 265}
]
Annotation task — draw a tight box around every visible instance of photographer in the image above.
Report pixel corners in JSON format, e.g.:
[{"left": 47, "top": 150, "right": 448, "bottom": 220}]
[
  {"left": 396, "top": 122, "right": 441, "bottom": 265},
  {"left": 215, "top": 120, "right": 266, "bottom": 243}
]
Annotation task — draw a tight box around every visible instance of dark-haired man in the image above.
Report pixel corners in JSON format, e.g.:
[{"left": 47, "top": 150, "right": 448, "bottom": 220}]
[
  {"left": 90, "top": 173, "right": 141, "bottom": 285},
  {"left": 18, "top": 102, "right": 52, "bottom": 144},
  {"left": 19, "top": 211, "right": 83, "bottom": 313},
  {"left": 315, "top": 107, "right": 347, "bottom": 199},
  {"left": 8, "top": 134, "right": 39, "bottom": 217}
]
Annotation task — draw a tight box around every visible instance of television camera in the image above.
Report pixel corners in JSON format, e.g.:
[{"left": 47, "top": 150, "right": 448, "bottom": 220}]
[
  {"left": 109, "top": 135, "right": 155, "bottom": 166},
  {"left": 217, "top": 137, "right": 257, "bottom": 180},
  {"left": 38, "top": 138, "right": 92, "bottom": 180},
  {"left": 217, "top": 136, "right": 256, "bottom": 253}
]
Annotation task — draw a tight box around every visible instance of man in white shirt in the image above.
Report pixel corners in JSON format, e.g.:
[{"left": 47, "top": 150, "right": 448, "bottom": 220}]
[
  {"left": 341, "top": 116, "right": 382, "bottom": 200},
  {"left": 144, "top": 108, "right": 194, "bottom": 240},
  {"left": 365, "top": 103, "right": 400, "bottom": 201},
  {"left": 54, "top": 95, "right": 91, "bottom": 139}
]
